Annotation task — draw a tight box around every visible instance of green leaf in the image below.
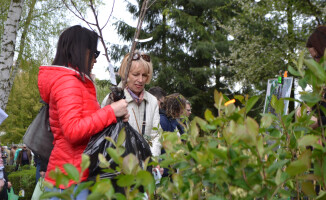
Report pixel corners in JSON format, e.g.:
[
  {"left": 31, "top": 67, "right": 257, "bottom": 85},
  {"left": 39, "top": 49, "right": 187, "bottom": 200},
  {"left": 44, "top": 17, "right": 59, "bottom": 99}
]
[
  {"left": 81, "top": 154, "right": 90, "bottom": 172},
  {"left": 107, "top": 147, "right": 120, "bottom": 164},
  {"left": 105, "top": 137, "right": 116, "bottom": 147},
  {"left": 260, "top": 114, "right": 275, "bottom": 128},
  {"left": 136, "top": 170, "right": 154, "bottom": 186},
  {"left": 116, "top": 128, "right": 126, "bottom": 147},
  {"left": 40, "top": 192, "right": 71, "bottom": 199},
  {"left": 204, "top": 109, "right": 215, "bottom": 122},
  {"left": 214, "top": 90, "right": 224, "bottom": 109},
  {"left": 298, "top": 135, "right": 319, "bottom": 150},
  {"left": 317, "top": 190, "right": 326, "bottom": 200},
  {"left": 122, "top": 153, "right": 139, "bottom": 174},
  {"left": 91, "top": 179, "right": 114, "bottom": 196},
  {"left": 98, "top": 153, "right": 110, "bottom": 168},
  {"left": 300, "top": 93, "right": 321, "bottom": 104},
  {"left": 304, "top": 59, "right": 326, "bottom": 81},
  {"left": 302, "top": 181, "right": 317, "bottom": 197},
  {"left": 245, "top": 96, "right": 260, "bottom": 114},
  {"left": 297, "top": 51, "right": 305, "bottom": 77},
  {"left": 275, "top": 169, "right": 282, "bottom": 185},
  {"left": 63, "top": 164, "right": 80, "bottom": 182},
  {"left": 246, "top": 117, "right": 259, "bottom": 137},
  {"left": 288, "top": 65, "right": 301, "bottom": 76},
  {"left": 286, "top": 150, "right": 311, "bottom": 176},
  {"left": 117, "top": 174, "right": 135, "bottom": 187},
  {"left": 267, "top": 159, "right": 289, "bottom": 175},
  {"left": 114, "top": 193, "right": 127, "bottom": 200}
]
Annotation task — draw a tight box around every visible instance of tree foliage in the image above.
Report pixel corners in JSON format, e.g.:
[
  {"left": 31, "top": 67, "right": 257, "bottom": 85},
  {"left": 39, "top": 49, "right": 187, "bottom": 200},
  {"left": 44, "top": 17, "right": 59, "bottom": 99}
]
[
  {"left": 220, "top": 0, "right": 326, "bottom": 92},
  {"left": 0, "top": 60, "right": 41, "bottom": 144}
]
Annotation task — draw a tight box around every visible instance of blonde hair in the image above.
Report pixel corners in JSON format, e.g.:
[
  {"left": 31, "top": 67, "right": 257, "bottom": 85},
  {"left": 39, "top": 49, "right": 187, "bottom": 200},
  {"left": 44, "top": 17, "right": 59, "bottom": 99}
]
[{"left": 118, "top": 50, "right": 153, "bottom": 85}]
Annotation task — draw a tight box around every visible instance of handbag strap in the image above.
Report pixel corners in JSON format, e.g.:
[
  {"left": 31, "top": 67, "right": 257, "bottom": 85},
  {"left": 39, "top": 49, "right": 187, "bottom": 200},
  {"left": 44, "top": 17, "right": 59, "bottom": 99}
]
[{"left": 142, "top": 101, "right": 146, "bottom": 135}]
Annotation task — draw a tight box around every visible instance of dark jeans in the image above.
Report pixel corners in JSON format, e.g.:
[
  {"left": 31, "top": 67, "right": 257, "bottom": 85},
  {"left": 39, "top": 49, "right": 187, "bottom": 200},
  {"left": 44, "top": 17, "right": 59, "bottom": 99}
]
[{"left": 21, "top": 159, "right": 29, "bottom": 166}]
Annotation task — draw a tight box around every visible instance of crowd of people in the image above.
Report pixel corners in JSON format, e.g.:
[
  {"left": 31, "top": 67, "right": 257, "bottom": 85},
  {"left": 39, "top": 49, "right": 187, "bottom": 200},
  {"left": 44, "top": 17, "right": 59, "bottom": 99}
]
[
  {"left": 0, "top": 24, "right": 324, "bottom": 199},
  {"left": 0, "top": 143, "right": 36, "bottom": 199}
]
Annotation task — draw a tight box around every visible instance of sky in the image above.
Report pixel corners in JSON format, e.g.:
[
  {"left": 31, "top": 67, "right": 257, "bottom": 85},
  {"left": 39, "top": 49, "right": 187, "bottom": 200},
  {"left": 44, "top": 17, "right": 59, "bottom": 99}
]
[{"left": 70, "top": 0, "right": 137, "bottom": 81}]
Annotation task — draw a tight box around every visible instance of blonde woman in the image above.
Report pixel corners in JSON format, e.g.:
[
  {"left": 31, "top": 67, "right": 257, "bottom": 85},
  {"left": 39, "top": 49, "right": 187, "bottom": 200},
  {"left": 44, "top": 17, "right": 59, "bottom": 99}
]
[{"left": 102, "top": 51, "right": 161, "bottom": 157}]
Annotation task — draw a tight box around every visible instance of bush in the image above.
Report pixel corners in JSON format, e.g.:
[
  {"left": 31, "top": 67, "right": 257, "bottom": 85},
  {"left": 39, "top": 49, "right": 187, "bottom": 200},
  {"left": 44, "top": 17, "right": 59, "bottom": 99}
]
[
  {"left": 8, "top": 166, "right": 36, "bottom": 200},
  {"left": 5, "top": 165, "right": 16, "bottom": 174}
]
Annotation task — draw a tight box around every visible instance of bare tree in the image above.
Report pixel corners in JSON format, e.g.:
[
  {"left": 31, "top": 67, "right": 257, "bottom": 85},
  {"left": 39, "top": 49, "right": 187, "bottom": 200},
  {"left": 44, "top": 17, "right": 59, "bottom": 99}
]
[
  {"left": 62, "top": 0, "right": 116, "bottom": 81},
  {"left": 62, "top": 0, "right": 153, "bottom": 85},
  {"left": 0, "top": 0, "right": 25, "bottom": 110}
]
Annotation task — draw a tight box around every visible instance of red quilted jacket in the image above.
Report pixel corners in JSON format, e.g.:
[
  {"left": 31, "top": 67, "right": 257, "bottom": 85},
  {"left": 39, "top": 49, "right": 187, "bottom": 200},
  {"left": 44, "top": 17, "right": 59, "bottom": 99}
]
[{"left": 38, "top": 65, "right": 117, "bottom": 188}]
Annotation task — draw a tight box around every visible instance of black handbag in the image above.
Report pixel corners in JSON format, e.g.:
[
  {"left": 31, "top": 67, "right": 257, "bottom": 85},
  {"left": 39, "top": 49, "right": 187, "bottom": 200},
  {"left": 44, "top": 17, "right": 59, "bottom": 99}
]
[{"left": 23, "top": 100, "right": 53, "bottom": 161}]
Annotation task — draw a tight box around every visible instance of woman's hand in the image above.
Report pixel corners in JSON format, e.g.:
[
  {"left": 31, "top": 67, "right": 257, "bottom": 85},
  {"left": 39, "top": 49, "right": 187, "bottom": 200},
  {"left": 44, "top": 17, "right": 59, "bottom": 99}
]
[{"left": 110, "top": 99, "right": 129, "bottom": 122}]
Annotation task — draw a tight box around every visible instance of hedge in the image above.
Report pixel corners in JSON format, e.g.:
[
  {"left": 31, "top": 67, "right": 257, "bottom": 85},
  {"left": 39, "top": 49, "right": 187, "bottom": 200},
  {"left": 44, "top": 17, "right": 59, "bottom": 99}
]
[{"left": 8, "top": 165, "right": 36, "bottom": 200}]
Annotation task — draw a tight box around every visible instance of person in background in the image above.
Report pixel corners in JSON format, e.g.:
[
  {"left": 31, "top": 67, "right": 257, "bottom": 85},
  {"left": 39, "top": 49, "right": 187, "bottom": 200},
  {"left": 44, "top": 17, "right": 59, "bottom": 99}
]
[
  {"left": 178, "top": 100, "right": 192, "bottom": 130},
  {"left": 102, "top": 50, "right": 161, "bottom": 157},
  {"left": 160, "top": 93, "right": 186, "bottom": 136},
  {"left": 14, "top": 145, "right": 21, "bottom": 164},
  {"left": 34, "top": 153, "right": 48, "bottom": 183},
  {"left": 0, "top": 146, "right": 12, "bottom": 200},
  {"left": 38, "top": 25, "right": 129, "bottom": 199},
  {"left": 159, "top": 93, "right": 186, "bottom": 177},
  {"left": 1, "top": 146, "right": 8, "bottom": 166},
  {"left": 296, "top": 25, "right": 326, "bottom": 128},
  {"left": 185, "top": 100, "right": 192, "bottom": 118},
  {"left": 148, "top": 86, "right": 167, "bottom": 109},
  {"left": 16, "top": 144, "right": 31, "bottom": 167},
  {"left": 9, "top": 145, "right": 16, "bottom": 165}
]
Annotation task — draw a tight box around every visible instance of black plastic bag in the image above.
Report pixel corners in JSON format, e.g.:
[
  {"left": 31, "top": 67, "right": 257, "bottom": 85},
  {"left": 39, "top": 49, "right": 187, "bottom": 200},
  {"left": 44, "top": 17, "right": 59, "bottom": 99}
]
[{"left": 84, "top": 86, "right": 152, "bottom": 180}]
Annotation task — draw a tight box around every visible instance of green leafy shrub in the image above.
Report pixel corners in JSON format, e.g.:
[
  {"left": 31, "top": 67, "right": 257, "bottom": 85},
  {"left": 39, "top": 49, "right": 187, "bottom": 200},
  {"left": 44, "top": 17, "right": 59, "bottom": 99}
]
[
  {"left": 8, "top": 167, "right": 36, "bottom": 200},
  {"left": 5, "top": 165, "right": 16, "bottom": 174}
]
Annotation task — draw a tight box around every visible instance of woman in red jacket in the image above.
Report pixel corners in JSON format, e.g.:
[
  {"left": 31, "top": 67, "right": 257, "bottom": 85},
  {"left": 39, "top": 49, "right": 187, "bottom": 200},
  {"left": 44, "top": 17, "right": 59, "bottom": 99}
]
[{"left": 38, "top": 25, "right": 129, "bottom": 199}]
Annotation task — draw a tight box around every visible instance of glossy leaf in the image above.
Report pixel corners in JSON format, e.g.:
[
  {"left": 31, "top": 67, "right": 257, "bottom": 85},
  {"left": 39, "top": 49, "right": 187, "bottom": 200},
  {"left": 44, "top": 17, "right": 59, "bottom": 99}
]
[
  {"left": 107, "top": 148, "right": 120, "bottom": 164},
  {"left": 117, "top": 174, "right": 135, "bottom": 187},
  {"left": 286, "top": 150, "right": 311, "bottom": 176},
  {"left": 304, "top": 59, "right": 326, "bottom": 81},
  {"left": 136, "top": 170, "right": 154, "bottom": 186},
  {"left": 204, "top": 109, "right": 215, "bottom": 122},
  {"left": 63, "top": 164, "right": 80, "bottom": 182},
  {"left": 116, "top": 128, "right": 126, "bottom": 147},
  {"left": 245, "top": 96, "right": 260, "bottom": 114},
  {"left": 288, "top": 65, "right": 301, "bottom": 76},
  {"left": 298, "top": 135, "right": 319, "bottom": 150},
  {"left": 81, "top": 154, "right": 90, "bottom": 172},
  {"left": 301, "top": 181, "right": 316, "bottom": 197}
]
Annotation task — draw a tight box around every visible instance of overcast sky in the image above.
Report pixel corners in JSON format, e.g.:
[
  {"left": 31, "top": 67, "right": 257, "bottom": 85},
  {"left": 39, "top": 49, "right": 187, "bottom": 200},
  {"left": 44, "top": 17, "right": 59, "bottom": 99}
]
[{"left": 70, "top": 0, "right": 137, "bottom": 80}]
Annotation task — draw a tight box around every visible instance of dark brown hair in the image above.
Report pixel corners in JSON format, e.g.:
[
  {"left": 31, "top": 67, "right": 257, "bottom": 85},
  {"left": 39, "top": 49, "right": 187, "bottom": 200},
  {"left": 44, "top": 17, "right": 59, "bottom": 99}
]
[
  {"left": 306, "top": 25, "right": 326, "bottom": 58},
  {"left": 148, "top": 86, "right": 166, "bottom": 100},
  {"left": 162, "top": 93, "right": 186, "bottom": 119},
  {"left": 52, "top": 25, "right": 99, "bottom": 78}
]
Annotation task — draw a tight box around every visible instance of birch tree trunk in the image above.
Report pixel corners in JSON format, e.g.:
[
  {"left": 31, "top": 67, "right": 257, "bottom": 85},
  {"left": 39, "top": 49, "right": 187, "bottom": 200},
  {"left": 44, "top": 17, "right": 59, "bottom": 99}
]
[{"left": 0, "top": 0, "right": 25, "bottom": 110}]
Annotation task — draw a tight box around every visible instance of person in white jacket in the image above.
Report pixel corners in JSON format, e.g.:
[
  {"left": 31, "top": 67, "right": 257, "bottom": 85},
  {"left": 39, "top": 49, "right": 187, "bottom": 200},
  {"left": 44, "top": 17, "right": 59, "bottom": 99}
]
[{"left": 102, "top": 50, "right": 161, "bottom": 157}]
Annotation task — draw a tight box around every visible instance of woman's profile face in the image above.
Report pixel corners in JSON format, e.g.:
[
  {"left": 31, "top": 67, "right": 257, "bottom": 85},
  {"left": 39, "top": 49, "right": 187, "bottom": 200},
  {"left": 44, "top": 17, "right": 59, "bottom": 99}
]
[
  {"left": 127, "top": 62, "right": 149, "bottom": 96},
  {"left": 308, "top": 47, "right": 321, "bottom": 62},
  {"left": 85, "top": 49, "right": 97, "bottom": 74}
]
